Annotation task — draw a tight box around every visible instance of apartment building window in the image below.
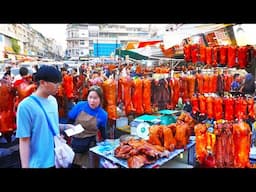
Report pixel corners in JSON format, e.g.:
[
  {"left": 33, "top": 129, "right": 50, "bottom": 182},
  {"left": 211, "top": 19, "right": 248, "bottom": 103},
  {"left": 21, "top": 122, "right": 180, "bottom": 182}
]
[
  {"left": 89, "top": 32, "right": 98, "bottom": 37},
  {"left": 80, "top": 40, "right": 85, "bottom": 45},
  {"left": 89, "top": 40, "right": 94, "bottom": 47}
]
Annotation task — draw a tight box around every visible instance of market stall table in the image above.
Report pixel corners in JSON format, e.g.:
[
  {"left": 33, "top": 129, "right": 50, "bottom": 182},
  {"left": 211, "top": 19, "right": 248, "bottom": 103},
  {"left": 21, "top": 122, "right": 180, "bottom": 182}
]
[{"left": 89, "top": 136, "right": 196, "bottom": 168}]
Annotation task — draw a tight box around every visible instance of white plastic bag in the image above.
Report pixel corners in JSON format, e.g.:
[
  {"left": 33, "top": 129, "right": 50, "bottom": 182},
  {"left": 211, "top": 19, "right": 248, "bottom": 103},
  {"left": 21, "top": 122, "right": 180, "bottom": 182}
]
[{"left": 54, "top": 135, "right": 75, "bottom": 168}]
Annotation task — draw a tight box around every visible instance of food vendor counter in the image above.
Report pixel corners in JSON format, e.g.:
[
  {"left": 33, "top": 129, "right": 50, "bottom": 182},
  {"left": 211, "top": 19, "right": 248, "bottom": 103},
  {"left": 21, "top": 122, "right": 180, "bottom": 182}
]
[{"left": 88, "top": 136, "right": 196, "bottom": 168}]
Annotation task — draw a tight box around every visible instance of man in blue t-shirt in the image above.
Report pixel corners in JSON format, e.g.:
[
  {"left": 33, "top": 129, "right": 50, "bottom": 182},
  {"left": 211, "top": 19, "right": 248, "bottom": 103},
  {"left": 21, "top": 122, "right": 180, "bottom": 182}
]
[{"left": 16, "top": 65, "right": 75, "bottom": 168}]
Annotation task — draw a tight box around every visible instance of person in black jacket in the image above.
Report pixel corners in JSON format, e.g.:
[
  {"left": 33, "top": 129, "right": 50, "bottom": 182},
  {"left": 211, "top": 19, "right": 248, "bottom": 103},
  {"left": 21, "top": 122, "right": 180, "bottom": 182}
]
[{"left": 240, "top": 73, "right": 255, "bottom": 96}]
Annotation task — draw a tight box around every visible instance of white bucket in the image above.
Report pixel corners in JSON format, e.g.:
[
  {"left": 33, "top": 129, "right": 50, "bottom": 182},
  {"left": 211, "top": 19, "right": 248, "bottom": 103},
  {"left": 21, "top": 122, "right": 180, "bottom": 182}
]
[{"left": 116, "top": 117, "right": 128, "bottom": 128}]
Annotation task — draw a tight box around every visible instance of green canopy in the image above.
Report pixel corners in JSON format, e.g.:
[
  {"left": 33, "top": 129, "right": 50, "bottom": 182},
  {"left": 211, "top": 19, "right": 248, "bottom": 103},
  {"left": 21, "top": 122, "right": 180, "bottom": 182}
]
[{"left": 115, "top": 49, "right": 149, "bottom": 60}]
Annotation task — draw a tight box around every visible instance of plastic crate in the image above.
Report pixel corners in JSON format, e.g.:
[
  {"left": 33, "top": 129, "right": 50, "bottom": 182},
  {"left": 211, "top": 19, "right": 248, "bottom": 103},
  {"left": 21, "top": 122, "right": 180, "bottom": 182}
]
[{"left": 0, "top": 151, "right": 21, "bottom": 168}]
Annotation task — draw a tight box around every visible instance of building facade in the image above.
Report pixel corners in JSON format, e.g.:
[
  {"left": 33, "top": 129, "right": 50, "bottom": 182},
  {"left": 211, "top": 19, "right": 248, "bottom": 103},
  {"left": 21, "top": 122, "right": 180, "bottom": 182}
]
[
  {"left": 0, "top": 24, "right": 63, "bottom": 61},
  {"left": 66, "top": 24, "right": 151, "bottom": 58}
]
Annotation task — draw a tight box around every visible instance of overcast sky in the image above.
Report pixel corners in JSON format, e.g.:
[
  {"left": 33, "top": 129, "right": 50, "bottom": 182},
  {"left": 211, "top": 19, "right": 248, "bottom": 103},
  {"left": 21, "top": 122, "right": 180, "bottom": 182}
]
[{"left": 30, "top": 24, "right": 67, "bottom": 50}]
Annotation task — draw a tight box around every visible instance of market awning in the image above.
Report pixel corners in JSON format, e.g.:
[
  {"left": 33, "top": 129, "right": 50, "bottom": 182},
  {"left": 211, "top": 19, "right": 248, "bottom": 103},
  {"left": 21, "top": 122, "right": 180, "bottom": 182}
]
[
  {"left": 115, "top": 49, "right": 149, "bottom": 60},
  {"left": 138, "top": 40, "right": 163, "bottom": 48},
  {"left": 125, "top": 42, "right": 139, "bottom": 50}
]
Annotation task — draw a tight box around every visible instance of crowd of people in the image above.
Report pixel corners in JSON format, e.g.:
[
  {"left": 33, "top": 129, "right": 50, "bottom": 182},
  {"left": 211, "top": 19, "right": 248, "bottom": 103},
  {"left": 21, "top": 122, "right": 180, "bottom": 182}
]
[
  {"left": 4, "top": 61, "right": 143, "bottom": 168},
  {"left": 231, "top": 72, "right": 256, "bottom": 96},
  {"left": 1, "top": 61, "right": 255, "bottom": 168}
]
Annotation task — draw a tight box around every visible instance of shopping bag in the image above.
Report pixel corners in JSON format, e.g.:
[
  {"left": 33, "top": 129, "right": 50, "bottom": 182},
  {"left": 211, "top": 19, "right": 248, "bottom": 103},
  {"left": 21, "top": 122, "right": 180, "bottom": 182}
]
[{"left": 54, "top": 135, "right": 75, "bottom": 168}]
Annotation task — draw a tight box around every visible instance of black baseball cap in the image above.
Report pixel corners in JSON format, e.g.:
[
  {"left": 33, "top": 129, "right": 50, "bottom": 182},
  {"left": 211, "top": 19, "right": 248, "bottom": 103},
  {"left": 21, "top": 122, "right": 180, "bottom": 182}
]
[{"left": 35, "top": 65, "right": 62, "bottom": 83}]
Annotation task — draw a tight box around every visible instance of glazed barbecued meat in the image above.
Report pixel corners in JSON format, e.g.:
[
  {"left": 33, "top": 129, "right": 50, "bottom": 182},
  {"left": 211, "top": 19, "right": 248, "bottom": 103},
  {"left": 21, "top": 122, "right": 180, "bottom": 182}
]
[
  {"left": 233, "top": 121, "right": 251, "bottom": 168},
  {"left": 131, "top": 78, "right": 144, "bottom": 115},
  {"left": 175, "top": 121, "right": 190, "bottom": 149},
  {"left": 127, "top": 155, "right": 151, "bottom": 168},
  {"left": 114, "top": 144, "right": 134, "bottom": 159},
  {"left": 142, "top": 78, "right": 152, "bottom": 114},
  {"left": 102, "top": 79, "right": 117, "bottom": 120},
  {"left": 194, "top": 123, "right": 207, "bottom": 164},
  {"left": 168, "top": 77, "right": 180, "bottom": 110},
  {"left": 178, "top": 112, "right": 195, "bottom": 136},
  {"left": 214, "top": 122, "right": 234, "bottom": 168},
  {"left": 148, "top": 125, "right": 163, "bottom": 146},
  {"left": 114, "top": 138, "right": 169, "bottom": 168},
  {"left": 0, "top": 82, "right": 16, "bottom": 133},
  {"left": 163, "top": 126, "right": 176, "bottom": 151},
  {"left": 119, "top": 77, "right": 134, "bottom": 115}
]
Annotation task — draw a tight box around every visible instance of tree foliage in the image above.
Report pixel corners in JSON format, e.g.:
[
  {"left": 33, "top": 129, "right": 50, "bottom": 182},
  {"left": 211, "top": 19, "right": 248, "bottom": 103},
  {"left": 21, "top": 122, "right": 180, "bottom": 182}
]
[{"left": 11, "top": 38, "right": 20, "bottom": 54}]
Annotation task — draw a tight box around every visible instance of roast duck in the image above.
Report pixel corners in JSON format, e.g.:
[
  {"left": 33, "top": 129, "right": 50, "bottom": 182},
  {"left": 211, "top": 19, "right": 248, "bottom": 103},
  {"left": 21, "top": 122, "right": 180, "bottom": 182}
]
[
  {"left": 184, "top": 44, "right": 255, "bottom": 68},
  {"left": 102, "top": 78, "right": 117, "bottom": 120},
  {"left": 63, "top": 73, "right": 74, "bottom": 99},
  {"left": 208, "top": 74, "right": 218, "bottom": 93},
  {"left": 194, "top": 123, "right": 208, "bottom": 165},
  {"left": 191, "top": 95, "right": 199, "bottom": 114},
  {"left": 151, "top": 78, "right": 170, "bottom": 111},
  {"left": 142, "top": 78, "right": 152, "bottom": 114},
  {"left": 73, "top": 74, "right": 89, "bottom": 102},
  {"left": 194, "top": 121, "right": 252, "bottom": 168},
  {"left": 213, "top": 97, "right": 223, "bottom": 120},
  {"left": 199, "top": 45, "right": 206, "bottom": 64},
  {"left": 205, "top": 47, "right": 213, "bottom": 66},
  {"left": 148, "top": 112, "right": 193, "bottom": 150},
  {"left": 56, "top": 83, "right": 66, "bottom": 118},
  {"left": 191, "top": 44, "right": 199, "bottom": 64},
  {"left": 148, "top": 125, "right": 176, "bottom": 151},
  {"left": 219, "top": 46, "right": 227, "bottom": 65},
  {"left": 233, "top": 121, "right": 251, "bottom": 168},
  {"left": 212, "top": 47, "right": 219, "bottom": 67},
  {"left": 223, "top": 72, "right": 233, "bottom": 92},
  {"left": 179, "top": 76, "right": 188, "bottom": 101},
  {"left": 227, "top": 46, "right": 237, "bottom": 68},
  {"left": 0, "top": 81, "right": 16, "bottom": 133},
  {"left": 131, "top": 78, "right": 144, "bottom": 116},
  {"left": 237, "top": 46, "right": 248, "bottom": 69},
  {"left": 168, "top": 77, "right": 180, "bottom": 109},
  {"left": 235, "top": 97, "right": 248, "bottom": 120},
  {"left": 119, "top": 77, "right": 134, "bottom": 116},
  {"left": 196, "top": 73, "right": 204, "bottom": 94},
  {"left": 247, "top": 97, "right": 255, "bottom": 119},
  {"left": 187, "top": 75, "right": 195, "bottom": 99},
  {"left": 183, "top": 44, "right": 192, "bottom": 62},
  {"left": 14, "top": 75, "right": 36, "bottom": 109},
  {"left": 214, "top": 122, "right": 234, "bottom": 168}
]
